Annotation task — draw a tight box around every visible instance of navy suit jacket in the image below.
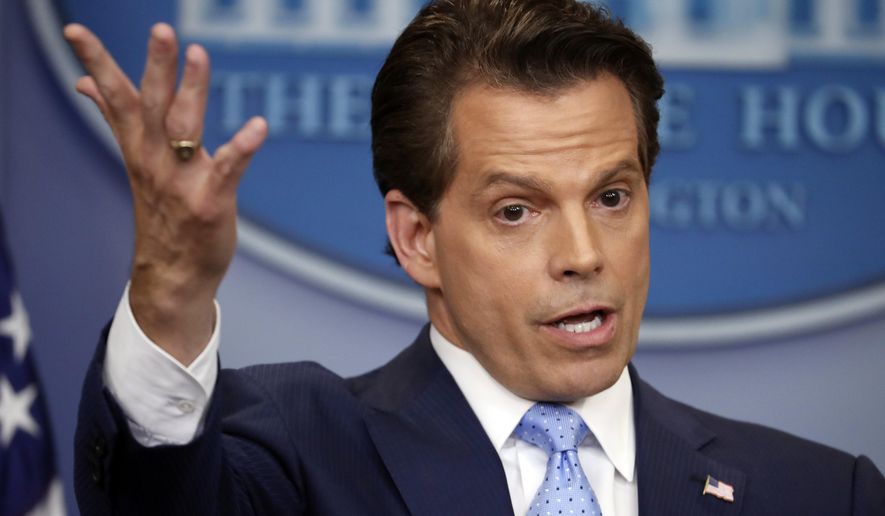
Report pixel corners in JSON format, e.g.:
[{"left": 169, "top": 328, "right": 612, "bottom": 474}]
[{"left": 75, "top": 324, "right": 885, "bottom": 515}]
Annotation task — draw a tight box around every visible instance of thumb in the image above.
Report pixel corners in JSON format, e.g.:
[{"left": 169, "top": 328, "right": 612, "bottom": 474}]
[{"left": 212, "top": 116, "right": 269, "bottom": 190}]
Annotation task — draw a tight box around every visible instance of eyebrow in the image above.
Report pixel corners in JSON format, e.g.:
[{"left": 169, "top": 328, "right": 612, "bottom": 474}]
[
  {"left": 472, "top": 159, "right": 644, "bottom": 200},
  {"left": 475, "top": 172, "right": 555, "bottom": 197},
  {"left": 597, "top": 159, "right": 644, "bottom": 184}
]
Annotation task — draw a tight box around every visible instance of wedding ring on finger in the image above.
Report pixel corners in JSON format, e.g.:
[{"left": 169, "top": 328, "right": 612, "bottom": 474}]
[{"left": 169, "top": 139, "right": 201, "bottom": 162}]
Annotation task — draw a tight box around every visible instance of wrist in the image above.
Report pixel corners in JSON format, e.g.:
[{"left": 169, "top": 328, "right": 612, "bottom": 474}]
[{"left": 129, "top": 265, "right": 218, "bottom": 365}]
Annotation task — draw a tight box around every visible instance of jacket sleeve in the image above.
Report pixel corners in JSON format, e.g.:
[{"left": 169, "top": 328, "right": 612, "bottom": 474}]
[
  {"left": 852, "top": 454, "right": 885, "bottom": 515},
  {"left": 74, "top": 324, "right": 305, "bottom": 515}
]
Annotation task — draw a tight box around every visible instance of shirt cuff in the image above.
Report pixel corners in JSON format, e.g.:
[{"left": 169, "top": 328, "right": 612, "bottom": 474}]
[{"left": 103, "top": 283, "right": 220, "bottom": 447}]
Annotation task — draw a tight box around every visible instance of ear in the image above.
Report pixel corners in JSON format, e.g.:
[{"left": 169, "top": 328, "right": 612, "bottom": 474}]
[{"left": 385, "top": 190, "right": 440, "bottom": 289}]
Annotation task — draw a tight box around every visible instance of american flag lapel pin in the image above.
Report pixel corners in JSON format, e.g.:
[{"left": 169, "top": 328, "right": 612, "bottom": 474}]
[{"left": 702, "top": 475, "right": 735, "bottom": 503}]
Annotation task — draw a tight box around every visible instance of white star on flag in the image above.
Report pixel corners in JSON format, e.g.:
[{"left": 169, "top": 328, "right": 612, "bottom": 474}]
[
  {"left": 0, "top": 291, "right": 31, "bottom": 362},
  {"left": 1, "top": 217, "right": 65, "bottom": 514},
  {"left": 0, "top": 375, "right": 40, "bottom": 447}
]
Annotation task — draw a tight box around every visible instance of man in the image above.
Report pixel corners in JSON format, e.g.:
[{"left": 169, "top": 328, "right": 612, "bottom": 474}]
[{"left": 65, "top": 1, "right": 884, "bottom": 515}]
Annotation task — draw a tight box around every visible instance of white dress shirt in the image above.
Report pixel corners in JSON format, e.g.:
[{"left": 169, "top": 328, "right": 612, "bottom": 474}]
[
  {"left": 104, "top": 284, "right": 220, "bottom": 446},
  {"left": 105, "top": 287, "right": 638, "bottom": 515},
  {"left": 430, "top": 326, "right": 638, "bottom": 516}
]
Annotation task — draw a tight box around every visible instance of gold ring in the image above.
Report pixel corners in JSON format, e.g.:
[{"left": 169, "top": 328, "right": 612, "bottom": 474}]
[{"left": 169, "top": 139, "right": 201, "bottom": 162}]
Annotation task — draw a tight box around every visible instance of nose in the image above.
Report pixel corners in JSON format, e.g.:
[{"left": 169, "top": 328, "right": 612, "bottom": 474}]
[{"left": 547, "top": 207, "right": 603, "bottom": 281}]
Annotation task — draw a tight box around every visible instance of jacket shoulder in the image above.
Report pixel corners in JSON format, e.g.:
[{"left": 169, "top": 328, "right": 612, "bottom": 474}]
[
  {"left": 646, "top": 379, "right": 857, "bottom": 470},
  {"left": 636, "top": 376, "right": 885, "bottom": 514}
]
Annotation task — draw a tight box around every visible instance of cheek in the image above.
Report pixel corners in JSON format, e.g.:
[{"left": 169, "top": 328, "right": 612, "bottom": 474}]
[
  {"left": 598, "top": 203, "right": 648, "bottom": 269},
  {"left": 614, "top": 221, "right": 650, "bottom": 307},
  {"left": 438, "top": 226, "right": 539, "bottom": 319}
]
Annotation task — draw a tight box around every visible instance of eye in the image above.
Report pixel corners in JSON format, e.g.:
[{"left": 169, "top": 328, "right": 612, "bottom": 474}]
[
  {"left": 498, "top": 204, "right": 529, "bottom": 223},
  {"left": 598, "top": 189, "right": 629, "bottom": 209}
]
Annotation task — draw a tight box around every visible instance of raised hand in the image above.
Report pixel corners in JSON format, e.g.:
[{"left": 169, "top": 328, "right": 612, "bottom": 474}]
[{"left": 64, "top": 23, "right": 268, "bottom": 365}]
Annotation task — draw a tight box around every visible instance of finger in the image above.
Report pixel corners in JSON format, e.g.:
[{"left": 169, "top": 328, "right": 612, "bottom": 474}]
[
  {"left": 140, "top": 23, "right": 179, "bottom": 146},
  {"left": 75, "top": 76, "right": 109, "bottom": 116},
  {"left": 63, "top": 24, "right": 139, "bottom": 130},
  {"left": 212, "top": 117, "right": 269, "bottom": 190},
  {"left": 165, "top": 44, "right": 210, "bottom": 142}
]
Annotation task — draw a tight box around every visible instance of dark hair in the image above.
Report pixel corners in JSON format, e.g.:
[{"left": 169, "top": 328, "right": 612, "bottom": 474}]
[{"left": 372, "top": 0, "right": 664, "bottom": 257}]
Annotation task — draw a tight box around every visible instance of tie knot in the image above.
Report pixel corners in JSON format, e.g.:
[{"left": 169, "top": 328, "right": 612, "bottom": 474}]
[{"left": 514, "top": 402, "right": 590, "bottom": 455}]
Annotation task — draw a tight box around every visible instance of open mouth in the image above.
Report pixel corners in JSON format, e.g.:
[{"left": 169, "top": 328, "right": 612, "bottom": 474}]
[{"left": 548, "top": 309, "right": 610, "bottom": 334}]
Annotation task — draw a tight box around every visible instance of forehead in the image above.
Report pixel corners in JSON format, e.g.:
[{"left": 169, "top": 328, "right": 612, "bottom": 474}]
[{"left": 448, "top": 76, "right": 640, "bottom": 183}]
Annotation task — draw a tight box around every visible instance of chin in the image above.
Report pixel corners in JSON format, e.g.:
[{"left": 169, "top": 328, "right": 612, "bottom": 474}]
[{"left": 538, "top": 360, "right": 627, "bottom": 402}]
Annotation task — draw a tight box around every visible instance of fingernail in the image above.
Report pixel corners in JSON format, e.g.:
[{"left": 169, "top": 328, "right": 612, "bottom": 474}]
[
  {"left": 185, "top": 44, "right": 201, "bottom": 64},
  {"left": 151, "top": 23, "right": 175, "bottom": 48},
  {"left": 152, "top": 23, "right": 173, "bottom": 38},
  {"left": 251, "top": 117, "right": 268, "bottom": 135},
  {"left": 244, "top": 117, "right": 268, "bottom": 146},
  {"left": 62, "top": 24, "right": 77, "bottom": 40}
]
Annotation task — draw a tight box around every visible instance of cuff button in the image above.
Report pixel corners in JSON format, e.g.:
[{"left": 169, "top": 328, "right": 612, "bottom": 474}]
[
  {"left": 177, "top": 400, "right": 196, "bottom": 414},
  {"left": 93, "top": 438, "right": 107, "bottom": 458}
]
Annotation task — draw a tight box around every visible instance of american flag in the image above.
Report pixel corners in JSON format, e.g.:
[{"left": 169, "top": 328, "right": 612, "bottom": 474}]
[
  {"left": 702, "top": 474, "right": 735, "bottom": 503},
  {"left": 0, "top": 214, "right": 65, "bottom": 515}
]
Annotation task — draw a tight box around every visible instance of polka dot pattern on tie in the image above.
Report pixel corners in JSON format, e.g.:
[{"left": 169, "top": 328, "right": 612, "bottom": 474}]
[{"left": 513, "top": 403, "right": 603, "bottom": 516}]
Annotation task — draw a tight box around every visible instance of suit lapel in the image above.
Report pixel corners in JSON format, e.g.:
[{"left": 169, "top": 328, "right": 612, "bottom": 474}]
[
  {"left": 355, "top": 332, "right": 749, "bottom": 516},
  {"left": 357, "top": 326, "right": 513, "bottom": 516},
  {"left": 631, "top": 365, "right": 745, "bottom": 516}
]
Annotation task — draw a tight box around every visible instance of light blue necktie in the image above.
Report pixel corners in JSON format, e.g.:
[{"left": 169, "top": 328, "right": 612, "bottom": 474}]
[{"left": 514, "top": 403, "right": 603, "bottom": 516}]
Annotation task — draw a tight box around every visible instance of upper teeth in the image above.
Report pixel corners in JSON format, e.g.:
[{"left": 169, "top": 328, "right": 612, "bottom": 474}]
[{"left": 557, "top": 314, "right": 603, "bottom": 333}]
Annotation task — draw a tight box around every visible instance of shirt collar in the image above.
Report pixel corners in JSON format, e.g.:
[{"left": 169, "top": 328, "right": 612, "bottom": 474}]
[{"left": 429, "top": 325, "right": 636, "bottom": 482}]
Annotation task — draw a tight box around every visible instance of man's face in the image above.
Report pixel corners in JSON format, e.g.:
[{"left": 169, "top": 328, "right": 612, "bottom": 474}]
[{"left": 426, "top": 76, "right": 649, "bottom": 401}]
